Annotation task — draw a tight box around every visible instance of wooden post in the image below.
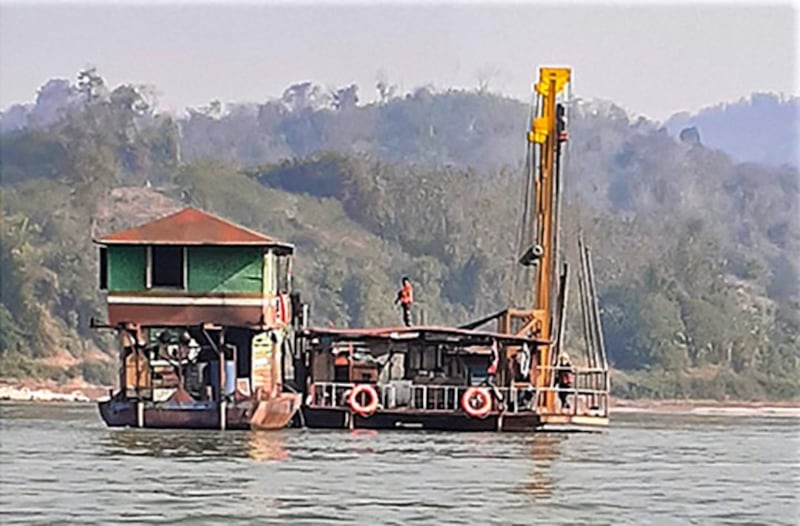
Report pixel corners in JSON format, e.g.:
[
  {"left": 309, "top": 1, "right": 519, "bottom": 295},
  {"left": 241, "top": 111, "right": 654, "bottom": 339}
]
[
  {"left": 348, "top": 343, "right": 354, "bottom": 382},
  {"left": 219, "top": 329, "right": 227, "bottom": 430}
]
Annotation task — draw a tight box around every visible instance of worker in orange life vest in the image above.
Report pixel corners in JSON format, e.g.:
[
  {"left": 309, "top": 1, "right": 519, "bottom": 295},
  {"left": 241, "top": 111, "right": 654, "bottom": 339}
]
[{"left": 394, "top": 276, "right": 413, "bottom": 326}]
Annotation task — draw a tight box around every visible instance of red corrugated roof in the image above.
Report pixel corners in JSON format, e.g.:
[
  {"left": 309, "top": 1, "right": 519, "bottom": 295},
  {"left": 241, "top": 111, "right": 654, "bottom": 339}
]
[{"left": 96, "top": 208, "right": 293, "bottom": 249}]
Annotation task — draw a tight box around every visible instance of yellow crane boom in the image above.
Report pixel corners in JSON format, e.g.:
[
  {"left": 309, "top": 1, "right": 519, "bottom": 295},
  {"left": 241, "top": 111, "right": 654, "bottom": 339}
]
[{"left": 498, "top": 66, "right": 570, "bottom": 413}]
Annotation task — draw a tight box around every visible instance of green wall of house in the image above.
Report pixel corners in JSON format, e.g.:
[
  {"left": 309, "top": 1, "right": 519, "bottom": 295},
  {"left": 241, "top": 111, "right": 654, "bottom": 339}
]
[
  {"left": 188, "top": 246, "right": 263, "bottom": 294},
  {"left": 107, "top": 246, "right": 146, "bottom": 292},
  {"left": 105, "top": 245, "right": 272, "bottom": 294}
]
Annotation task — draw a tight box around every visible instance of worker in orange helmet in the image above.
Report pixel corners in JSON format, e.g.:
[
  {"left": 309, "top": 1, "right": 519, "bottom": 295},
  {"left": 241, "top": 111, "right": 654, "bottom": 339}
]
[{"left": 394, "top": 276, "right": 413, "bottom": 326}]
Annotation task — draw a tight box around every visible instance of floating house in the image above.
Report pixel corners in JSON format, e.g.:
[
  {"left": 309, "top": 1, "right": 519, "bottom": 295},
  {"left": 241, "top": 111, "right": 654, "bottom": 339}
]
[
  {"left": 98, "top": 207, "right": 294, "bottom": 328},
  {"left": 94, "top": 208, "right": 301, "bottom": 430}
]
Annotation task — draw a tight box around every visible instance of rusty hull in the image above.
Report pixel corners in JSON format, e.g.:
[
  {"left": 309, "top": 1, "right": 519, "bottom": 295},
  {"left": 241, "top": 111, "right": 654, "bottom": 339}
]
[
  {"left": 98, "top": 394, "right": 301, "bottom": 431},
  {"left": 250, "top": 393, "right": 302, "bottom": 430}
]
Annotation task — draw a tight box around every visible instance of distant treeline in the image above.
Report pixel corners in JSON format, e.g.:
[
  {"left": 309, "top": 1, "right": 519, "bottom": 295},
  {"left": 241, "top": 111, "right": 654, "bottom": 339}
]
[{"left": 1, "top": 70, "right": 797, "bottom": 399}]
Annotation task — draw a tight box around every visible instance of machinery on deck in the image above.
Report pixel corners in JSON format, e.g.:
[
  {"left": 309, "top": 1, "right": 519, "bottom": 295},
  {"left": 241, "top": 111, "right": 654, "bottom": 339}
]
[
  {"left": 496, "top": 66, "right": 610, "bottom": 426},
  {"left": 294, "top": 67, "right": 610, "bottom": 431}
]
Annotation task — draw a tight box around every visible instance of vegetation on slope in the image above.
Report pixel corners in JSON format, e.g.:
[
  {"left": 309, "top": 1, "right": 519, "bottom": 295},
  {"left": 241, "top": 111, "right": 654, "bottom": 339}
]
[{"left": 1, "top": 71, "right": 797, "bottom": 399}]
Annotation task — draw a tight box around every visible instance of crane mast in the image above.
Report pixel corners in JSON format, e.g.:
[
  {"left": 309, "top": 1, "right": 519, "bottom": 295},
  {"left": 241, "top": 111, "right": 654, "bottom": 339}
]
[
  {"left": 498, "top": 67, "right": 570, "bottom": 413},
  {"left": 531, "top": 68, "right": 569, "bottom": 335}
]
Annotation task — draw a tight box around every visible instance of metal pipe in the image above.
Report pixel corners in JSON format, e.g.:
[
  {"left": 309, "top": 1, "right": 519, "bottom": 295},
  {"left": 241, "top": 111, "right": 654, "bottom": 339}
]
[
  {"left": 555, "top": 263, "right": 569, "bottom": 357},
  {"left": 586, "top": 247, "right": 608, "bottom": 370},
  {"left": 577, "top": 257, "right": 595, "bottom": 369},
  {"left": 579, "top": 238, "right": 599, "bottom": 369}
]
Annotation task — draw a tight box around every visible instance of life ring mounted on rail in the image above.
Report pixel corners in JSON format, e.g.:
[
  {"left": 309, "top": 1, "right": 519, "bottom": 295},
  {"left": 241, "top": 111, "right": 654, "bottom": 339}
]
[
  {"left": 461, "top": 387, "right": 493, "bottom": 419},
  {"left": 349, "top": 384, "right": 379, "bottom": 417}
]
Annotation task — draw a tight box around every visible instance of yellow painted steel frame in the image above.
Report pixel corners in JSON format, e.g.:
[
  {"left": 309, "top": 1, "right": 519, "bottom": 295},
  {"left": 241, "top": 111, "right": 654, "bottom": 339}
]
[{"left": 504, "top": 67, "right": 570, "bottom": 414}]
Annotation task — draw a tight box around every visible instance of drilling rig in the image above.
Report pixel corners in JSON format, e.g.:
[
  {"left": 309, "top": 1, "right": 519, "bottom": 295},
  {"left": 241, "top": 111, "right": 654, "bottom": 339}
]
[
  {"left": 498, "top": 67, "right": 609, "bottom": 419},
  {"left": 290, "top": 66, "right": 609, "bottom": 432}
]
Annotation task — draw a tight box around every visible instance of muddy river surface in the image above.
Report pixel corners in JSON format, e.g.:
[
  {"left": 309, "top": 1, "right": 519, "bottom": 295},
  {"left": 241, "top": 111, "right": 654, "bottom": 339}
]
[{"left": 1, "top": 403, "right": 797, "bottom": 525}]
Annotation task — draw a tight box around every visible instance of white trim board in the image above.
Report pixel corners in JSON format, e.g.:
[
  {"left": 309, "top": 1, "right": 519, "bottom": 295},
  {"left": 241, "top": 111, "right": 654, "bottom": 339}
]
[{"left": 108, "top": 296, "right": 268, "bottom": 307}]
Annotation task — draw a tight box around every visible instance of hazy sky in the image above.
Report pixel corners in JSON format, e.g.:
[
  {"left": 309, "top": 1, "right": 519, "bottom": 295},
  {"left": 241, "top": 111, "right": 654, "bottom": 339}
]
[{"left": 0, "top": 1, "right": 797, "bottom": 121}]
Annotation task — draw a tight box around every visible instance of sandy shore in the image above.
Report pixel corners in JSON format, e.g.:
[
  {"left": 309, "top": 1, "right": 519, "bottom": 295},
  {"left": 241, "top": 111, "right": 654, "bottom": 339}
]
[
  {"left": 611, "top": 398, "right": 800, "bottom": 417},
  {"left": 0, "top": 380, "right": 110, "bottom": 403}
]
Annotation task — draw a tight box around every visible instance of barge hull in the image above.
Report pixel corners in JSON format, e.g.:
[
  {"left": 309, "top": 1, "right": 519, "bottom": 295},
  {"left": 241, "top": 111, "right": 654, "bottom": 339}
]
[
  {"left": 99, "top": 400, "right": 251, "bottom": 430},
  {"left": 298, "top": 407, "right": 597, "bottom": 432}
]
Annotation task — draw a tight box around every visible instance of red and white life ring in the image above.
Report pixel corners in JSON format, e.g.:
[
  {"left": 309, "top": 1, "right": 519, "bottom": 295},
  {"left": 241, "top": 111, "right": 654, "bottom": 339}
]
[
  {"left": 349, "top": 384, "right": 379, "bottom": 417},
  {"left": 461, "top": 387, "right": 492, "bottom": 419}
]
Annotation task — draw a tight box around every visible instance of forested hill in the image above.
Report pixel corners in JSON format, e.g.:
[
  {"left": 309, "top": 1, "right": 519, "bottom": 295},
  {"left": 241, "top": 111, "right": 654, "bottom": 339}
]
[
  {"left": 1, "top": 70, "right": 798, "bottom": 399},
  {"left": 665, "top": 93, "right": 799, "bottom": 169}
]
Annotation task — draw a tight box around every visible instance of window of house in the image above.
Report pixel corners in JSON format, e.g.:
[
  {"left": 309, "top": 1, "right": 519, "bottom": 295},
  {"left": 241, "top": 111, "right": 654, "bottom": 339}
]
[
  {"left": 276, "top": 255, "right": 291, "bottom": 293},
  {"left": 149, "top": 246, "right": 185, "bottom": 289},
  {"left": 98, "top": 247, "right": 108, "bottom": 290}
]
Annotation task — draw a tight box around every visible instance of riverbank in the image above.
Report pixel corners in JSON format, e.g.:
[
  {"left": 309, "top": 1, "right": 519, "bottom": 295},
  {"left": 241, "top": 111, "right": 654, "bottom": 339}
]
[
  {"left": 0, "top": 379, "right": 109, "bottom": 403},
  {"left": 612, "top": 398, "right": 800, "bottom": 417}
]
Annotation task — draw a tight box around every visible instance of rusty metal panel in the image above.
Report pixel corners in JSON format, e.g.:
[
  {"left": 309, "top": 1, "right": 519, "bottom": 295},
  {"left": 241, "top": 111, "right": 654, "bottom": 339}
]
[
  {"left": 250, "top": 393, "right": 301, "bottom": 430},
  {"left": 108, "top": 304, "right": 265, "bottom": 327},
  {"left": 302, "top": 325, "right": 550, "bottom": 345}
]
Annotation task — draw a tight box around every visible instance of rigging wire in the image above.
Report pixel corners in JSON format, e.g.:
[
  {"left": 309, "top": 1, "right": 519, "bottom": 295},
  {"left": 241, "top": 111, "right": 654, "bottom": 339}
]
[{"left": 510, "top": 88, "right": 538, "bottom": 304}]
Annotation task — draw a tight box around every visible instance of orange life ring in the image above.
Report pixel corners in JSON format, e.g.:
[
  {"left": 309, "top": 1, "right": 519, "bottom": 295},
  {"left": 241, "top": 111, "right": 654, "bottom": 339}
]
[
  {"left": 461, "top": 387, "right": 492, "bottom": 419},
  {"left": 349, "top": 384, "right": 379, "bottom": 417}
]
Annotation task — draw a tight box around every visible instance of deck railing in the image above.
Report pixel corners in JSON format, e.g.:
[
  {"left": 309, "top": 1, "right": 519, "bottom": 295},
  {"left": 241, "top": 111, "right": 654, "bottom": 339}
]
[
  {"left": 532, "top": 366, "right": 610, "bottom": 417},
  {"left": 309, "top": 367, "right": 609, "bottom": 418}
]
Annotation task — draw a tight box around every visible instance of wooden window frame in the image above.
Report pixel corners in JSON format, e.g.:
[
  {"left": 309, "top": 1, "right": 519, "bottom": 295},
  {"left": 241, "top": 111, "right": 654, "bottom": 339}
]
[
  {"left": 98, "top": 247, "right": 108, "bottom": 291},
  {"left": 146, "top": 245, "right": 187, "bottom": 290}
]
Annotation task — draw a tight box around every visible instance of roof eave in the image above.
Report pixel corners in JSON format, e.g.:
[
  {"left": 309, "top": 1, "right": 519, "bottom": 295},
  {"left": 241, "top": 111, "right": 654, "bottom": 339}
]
[{"left": 93, "top": 239, "right": 295, "bottom": 253}]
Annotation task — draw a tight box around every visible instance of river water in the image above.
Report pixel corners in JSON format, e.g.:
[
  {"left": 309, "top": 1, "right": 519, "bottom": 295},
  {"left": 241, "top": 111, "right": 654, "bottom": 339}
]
[{"left": 0, "top": 403, "right": 797, "bottom": 525}]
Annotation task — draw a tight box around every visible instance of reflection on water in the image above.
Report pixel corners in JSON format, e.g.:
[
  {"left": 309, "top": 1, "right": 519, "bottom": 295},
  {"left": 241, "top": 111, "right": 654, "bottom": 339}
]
[
  {"left": 520, "top": 434, "right": 563, "bottom": 499},
  {"left": 103, "top": 429, "right": 236, "bottom": 458},
  {"left": 101, "top": 427, "right": 290, "bottom": 463},
  {"left": 248, "top": 431, "right": 289, "bottom": 462},
  {"left": 1, "top": 404, "right": 798, "bottom": 526}
]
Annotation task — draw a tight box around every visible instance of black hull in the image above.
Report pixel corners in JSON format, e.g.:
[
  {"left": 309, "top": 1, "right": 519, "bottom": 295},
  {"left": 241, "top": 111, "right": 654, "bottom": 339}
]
[
  {"left": 100, "top": 400, "right": 601, "bottom": 433},
  {"left": 299, "top": 406, "right": 545, "bottom": 432}
]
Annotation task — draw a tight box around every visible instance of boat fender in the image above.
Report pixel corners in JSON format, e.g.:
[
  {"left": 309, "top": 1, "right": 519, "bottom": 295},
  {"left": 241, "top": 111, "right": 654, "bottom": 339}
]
[
  {"left": 461, "top": 386, "right": 492, "bottom": 419},
  {"left": 349, "top": 384, "right": 379, "bottom": 417}
]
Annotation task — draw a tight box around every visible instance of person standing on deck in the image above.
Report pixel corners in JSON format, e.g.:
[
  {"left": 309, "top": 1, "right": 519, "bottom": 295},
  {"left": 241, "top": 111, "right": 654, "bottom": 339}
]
[
  {"left": 486, "top": 339, "right": 504, "bottom": 403},
  {"left": 394, "top": 276, "right": 414, "bottom": 326},
  {"left": 556, "top": 353, "right": 574, "bottom": 411}
]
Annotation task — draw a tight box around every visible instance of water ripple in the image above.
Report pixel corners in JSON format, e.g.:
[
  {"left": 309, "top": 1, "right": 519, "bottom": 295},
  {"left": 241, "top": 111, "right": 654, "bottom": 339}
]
[{"left": 0, "top": 403, "right": 798, "bottom": 525}]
